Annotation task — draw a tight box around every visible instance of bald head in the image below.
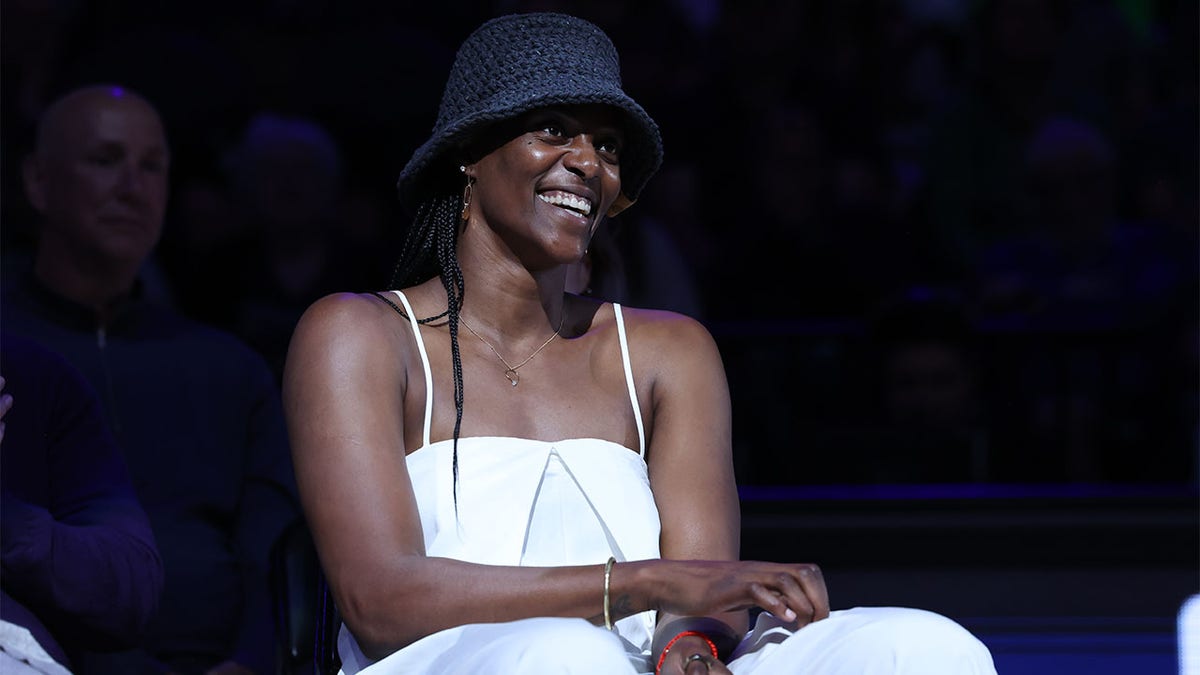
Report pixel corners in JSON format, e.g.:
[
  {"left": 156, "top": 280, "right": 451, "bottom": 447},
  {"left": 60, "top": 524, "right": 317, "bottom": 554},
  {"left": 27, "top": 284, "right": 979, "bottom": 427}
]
[
  {"left": 34, "top": 85, "right": 165, "bottom": 159},
  {"left": 24, "top": 85, "right": 171, "bottom": 303}
]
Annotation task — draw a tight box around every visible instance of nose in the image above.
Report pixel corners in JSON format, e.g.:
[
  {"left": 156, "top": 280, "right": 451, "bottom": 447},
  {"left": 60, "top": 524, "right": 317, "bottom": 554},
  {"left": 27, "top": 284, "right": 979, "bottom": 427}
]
[
  {"left": 562, "top": 135, "right": 600, "bottom": 179},
  {"left": 114, "top": 160, "right": 149, "bottom": 202}
]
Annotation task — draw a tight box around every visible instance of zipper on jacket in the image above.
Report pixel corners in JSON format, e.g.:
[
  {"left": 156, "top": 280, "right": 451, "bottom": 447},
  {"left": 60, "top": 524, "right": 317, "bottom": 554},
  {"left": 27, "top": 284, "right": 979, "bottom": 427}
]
[{"left": 96, "top": 325, "right": 123, "bottom": 435}]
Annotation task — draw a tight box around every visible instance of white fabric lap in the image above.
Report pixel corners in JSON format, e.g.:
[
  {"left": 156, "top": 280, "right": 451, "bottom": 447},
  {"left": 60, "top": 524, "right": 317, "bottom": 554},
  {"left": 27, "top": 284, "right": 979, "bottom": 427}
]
[
  {"left": 726, "top": 608, "right": 997, "bottom": 674},
  {"left": 351, "top": 617, "right": 644, "bottom": 675},
  {"left": 0, "top": 622, "right": 72, "bottom": 675},
  {"left": 344, "top": 606, "right": 1000, "bottom": 674}
]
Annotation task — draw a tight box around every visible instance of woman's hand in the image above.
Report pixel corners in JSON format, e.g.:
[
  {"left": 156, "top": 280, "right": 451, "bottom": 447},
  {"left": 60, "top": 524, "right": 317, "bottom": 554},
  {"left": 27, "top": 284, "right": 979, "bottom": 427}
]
[
  {"left": 693, "top": 661, "right": 733, "bottom": 675},
  {"left": 681, "top": 656, "right": 732, "bottom": 675},
  {"left": 648, "top": 559, "right": 829, "bottom": 629}
]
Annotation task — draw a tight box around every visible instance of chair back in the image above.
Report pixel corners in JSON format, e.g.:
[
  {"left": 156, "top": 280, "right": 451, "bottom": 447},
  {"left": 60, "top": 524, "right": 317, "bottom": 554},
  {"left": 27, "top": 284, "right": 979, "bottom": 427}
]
[
  {"left": 315, "top": 571, "right": 343, "bottom": 675},
  {"left": 271, "top": 518, "right": 343, "bottom": 675}
]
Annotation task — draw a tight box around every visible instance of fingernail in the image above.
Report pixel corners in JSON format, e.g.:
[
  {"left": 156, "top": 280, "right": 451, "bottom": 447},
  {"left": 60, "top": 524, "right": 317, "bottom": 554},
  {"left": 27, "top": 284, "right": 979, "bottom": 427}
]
[{"left": 784, "top": 608, "right": 796, "bottom": 621}]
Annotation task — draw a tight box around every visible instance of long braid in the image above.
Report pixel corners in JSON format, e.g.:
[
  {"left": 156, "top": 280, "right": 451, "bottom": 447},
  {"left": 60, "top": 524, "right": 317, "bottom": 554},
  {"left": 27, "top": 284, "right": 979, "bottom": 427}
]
[
  {"left": 387, "top": 190, "right": 467, "bottom": 508},
  {"left": 434, "top": 197, "right": 466, "bottom": 509}
]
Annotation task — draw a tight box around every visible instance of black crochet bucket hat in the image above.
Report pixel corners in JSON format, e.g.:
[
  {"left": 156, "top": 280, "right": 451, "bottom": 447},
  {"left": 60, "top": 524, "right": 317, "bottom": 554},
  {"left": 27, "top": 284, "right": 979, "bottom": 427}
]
[{"left": 396, "top": 12, "right": 663, "bottom": 216}]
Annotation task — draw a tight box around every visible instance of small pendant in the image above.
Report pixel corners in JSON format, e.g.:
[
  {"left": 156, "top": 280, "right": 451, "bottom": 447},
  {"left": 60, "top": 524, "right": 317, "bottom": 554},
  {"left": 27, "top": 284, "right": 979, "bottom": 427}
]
[{"left": 505, "top": 369, "right": 519, "bottom": 387}]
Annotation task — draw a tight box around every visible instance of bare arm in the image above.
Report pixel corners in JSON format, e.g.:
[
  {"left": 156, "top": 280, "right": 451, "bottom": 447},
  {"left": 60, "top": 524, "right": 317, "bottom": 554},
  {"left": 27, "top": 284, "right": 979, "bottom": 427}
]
[
  {"left": 642, "top": 313, "right": 746, "bottom": 648},
  {"left": 632, "top": 312, "right": 829, "bottom": 667}
]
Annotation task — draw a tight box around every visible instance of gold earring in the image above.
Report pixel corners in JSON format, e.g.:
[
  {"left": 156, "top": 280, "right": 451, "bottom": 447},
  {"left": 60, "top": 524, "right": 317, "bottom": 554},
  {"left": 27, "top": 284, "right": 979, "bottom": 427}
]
[{"left": 461, "top": 176, "right": 474, "bottom": 223}]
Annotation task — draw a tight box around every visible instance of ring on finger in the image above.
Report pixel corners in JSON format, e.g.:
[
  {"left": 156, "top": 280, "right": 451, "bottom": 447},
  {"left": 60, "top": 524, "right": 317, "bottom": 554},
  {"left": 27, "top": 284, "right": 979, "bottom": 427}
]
[{"left": 685, "top": 653, "right": 712, "bottom": 671}]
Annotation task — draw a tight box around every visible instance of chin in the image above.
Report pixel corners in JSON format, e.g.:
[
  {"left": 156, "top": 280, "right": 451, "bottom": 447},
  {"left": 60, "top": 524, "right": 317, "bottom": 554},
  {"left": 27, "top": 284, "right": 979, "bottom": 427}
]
[
  {"left": 543, "top": 237, "right": 588, "bottom": 263},
  {"left": 97, "top": 239, "right": 157, "bottom": 267}
]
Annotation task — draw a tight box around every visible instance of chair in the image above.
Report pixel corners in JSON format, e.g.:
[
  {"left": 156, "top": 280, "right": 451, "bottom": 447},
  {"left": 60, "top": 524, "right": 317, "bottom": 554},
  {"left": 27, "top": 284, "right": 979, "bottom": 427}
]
[
  {"left": 271, "top": 518, "right": 343, "bottom": 675},
  {"left": 315, "top": 566, "right": 343, "bottom": 675}
]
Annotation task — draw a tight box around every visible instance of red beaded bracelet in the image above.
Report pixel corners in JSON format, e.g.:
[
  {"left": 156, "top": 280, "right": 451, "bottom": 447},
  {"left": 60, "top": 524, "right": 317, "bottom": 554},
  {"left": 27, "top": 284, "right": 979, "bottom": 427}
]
[{"left": 655, "top": 630, "right": 719, "bottom": 674}]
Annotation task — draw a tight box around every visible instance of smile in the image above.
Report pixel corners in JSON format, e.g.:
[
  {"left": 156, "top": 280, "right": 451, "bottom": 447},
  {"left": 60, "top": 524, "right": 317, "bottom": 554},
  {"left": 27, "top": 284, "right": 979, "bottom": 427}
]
[{"left": 537, "top": 190, "right": 592, "bottom": 216}]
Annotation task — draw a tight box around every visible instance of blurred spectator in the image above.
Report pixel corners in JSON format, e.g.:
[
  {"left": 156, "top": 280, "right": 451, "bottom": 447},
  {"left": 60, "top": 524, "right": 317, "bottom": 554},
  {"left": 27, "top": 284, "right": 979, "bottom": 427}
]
[
  {"left": 709, "top": 100, "right": 829, "bottom": 318},
  {"left": 741, "top": 288, "right": 992, "bottom": 485},
  {"left": 921, "top": 0, "right": 1069, "bottom": 274},
  {"left": 858, "top": 288, "right": 991, "bottom": 483},
  {"left": 4, "top": 85, "right": 297, "bottom": 675},
  {"left": 1120, "top": 0, "right": 1198, "bottom": 241},
  {"left": 710, "top": 99, "right": 923, "bottom": 319},
  {"left": 1, "top": 332, "right": 163, "bottom": 674},
  {"left": 977, "top": 116, "right": 1188, "bottom": 326},
  {"left": 0, "top": 0, "right": 87, "bottom": 254},
  {"left": 972, "top": 118, "right": 1194, "bottom": 482},
  {"left": 218, "top": 113, "right": 378, "bottom": 381}
]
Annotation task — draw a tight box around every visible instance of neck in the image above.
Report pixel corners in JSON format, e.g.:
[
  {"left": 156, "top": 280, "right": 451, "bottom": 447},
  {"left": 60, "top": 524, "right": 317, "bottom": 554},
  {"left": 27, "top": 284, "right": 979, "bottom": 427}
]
[
  {"left": 455, "top": 237, "right": 568, "bottom": 339},
  {"left": 34, "top": 245, "right": 139, "bottom": 317}
]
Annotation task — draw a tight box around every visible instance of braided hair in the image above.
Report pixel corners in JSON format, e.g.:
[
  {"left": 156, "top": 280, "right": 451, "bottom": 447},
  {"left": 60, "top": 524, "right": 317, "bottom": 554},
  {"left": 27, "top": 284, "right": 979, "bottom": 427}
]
[{"left": 381, "top": 187, "right": 467, "bottom": 507}]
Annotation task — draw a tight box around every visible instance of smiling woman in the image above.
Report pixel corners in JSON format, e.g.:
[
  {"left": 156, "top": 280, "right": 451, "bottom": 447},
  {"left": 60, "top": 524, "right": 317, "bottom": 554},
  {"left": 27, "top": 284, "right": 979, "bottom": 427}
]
[
  {"left": 465, "top": 105, "right": 623, "bottom": 267},
  {"left": 282, "top": 12, "right": 997, "bottom": 675}
]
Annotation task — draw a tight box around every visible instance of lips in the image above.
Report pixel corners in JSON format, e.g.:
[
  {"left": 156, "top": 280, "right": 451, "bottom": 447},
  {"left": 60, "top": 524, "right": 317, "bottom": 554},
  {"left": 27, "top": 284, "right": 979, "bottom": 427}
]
[
  {"left": 537, "top": 189, "right": 593, "bottom": 216},
  {"left": 98, "top": 215, "right": 146, "bottom": 228}
]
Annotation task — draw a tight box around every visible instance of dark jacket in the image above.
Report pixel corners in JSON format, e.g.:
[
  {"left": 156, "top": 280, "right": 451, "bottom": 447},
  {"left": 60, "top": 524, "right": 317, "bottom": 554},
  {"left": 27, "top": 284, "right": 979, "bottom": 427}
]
[
  {"left": 3, "top": 276, "right": 299, "bottom": 674},
  {"left": 1, "top": 331, "right": 163, "bottom": 670}
]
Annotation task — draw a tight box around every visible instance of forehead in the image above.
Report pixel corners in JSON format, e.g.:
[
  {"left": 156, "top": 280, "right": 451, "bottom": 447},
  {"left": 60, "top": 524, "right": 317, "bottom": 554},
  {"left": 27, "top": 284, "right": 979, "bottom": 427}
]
[
  {"left": 44, "top": 93, "right": 167, "bottom": 156},
  {"left": 519, "top": 104, "right": 626, "bottom": 134}
]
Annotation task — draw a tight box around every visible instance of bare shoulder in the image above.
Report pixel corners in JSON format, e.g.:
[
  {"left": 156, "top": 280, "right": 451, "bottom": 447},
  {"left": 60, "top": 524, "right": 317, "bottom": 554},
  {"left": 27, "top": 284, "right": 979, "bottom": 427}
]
[
  {"left": 616, "top": 306, "right": 719, "bottom": 355},
  {"left": 287, "top": 291, "right": 410, "bottom": 375},
  {"left": 612, "top": 306, "right": 723, "bottom": 379},
  {"left": 298, "top": 290, "right": 394, "bottom": 324},
  {"left": 615, "top": 306, "right": 731, "bottom": 467}
]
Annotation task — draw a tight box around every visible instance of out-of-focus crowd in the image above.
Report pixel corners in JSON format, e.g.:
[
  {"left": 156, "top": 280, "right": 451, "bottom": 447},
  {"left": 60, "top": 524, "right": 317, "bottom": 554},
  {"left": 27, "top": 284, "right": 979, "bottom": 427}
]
[{"left": 3, "top": 0, "right": 1196, "bottom": 486}]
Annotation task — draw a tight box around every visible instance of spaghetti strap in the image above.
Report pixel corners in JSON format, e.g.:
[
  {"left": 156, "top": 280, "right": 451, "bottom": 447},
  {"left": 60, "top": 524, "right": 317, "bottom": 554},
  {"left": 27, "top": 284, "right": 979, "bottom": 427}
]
[
  {"left": 612, "top": 304, "right": 646, "bottom": 457},
  {"left": 391, "top": 290, "right": 433, "bottom": 448}
]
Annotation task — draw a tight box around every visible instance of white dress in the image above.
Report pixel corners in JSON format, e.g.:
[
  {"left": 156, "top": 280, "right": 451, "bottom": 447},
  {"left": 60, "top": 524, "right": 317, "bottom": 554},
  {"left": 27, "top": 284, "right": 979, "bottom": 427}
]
[{"left": 338, "top": 292, "right": 996, "bottom": 675}]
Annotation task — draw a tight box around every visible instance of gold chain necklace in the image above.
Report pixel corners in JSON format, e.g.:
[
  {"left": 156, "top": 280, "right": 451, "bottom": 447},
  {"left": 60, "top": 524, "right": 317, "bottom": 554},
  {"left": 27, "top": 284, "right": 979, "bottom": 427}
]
[{"left": 459, "top": 312, "right": 565, "bottom": 387}]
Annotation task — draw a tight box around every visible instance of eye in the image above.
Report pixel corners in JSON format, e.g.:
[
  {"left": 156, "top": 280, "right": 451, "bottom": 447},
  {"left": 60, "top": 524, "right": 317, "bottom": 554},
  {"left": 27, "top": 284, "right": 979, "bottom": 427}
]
[
  {"left": 140, "top": 157, "right": 167, "bottom": 174},
  {"left": 528, "top": 113, "right": 571, "bottom": 143},
  {"left": 87, "top": 151, "right": 122, "bottom": 167},
  {"left": 597, "top": 137, "right": 621, "bottom": 160}
]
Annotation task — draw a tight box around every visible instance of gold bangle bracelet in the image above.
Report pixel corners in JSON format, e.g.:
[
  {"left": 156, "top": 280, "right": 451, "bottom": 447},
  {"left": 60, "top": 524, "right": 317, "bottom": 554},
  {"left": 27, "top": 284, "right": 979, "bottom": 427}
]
[{"left": 603, "top": 556, "right": 617, "bottom": 630}]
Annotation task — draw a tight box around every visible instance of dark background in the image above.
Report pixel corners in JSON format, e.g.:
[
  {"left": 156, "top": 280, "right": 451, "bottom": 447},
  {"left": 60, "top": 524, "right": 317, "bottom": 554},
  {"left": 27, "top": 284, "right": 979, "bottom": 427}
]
[
  {"left": 4, "top": 0, "right": 1196, "bottom": 490},
  {"left": 2, "top": 1, "right": 1197, "bottom": 672}
]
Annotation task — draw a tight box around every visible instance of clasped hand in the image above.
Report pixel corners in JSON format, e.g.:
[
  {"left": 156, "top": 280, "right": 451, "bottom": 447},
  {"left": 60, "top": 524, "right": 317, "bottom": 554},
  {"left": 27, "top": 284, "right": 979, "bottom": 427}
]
[
  {"left": 655, "top": 560, "right": 829, "bottom": 628},
  {"left": 650, "top": 560, "right": 829, "bottom": 674}
]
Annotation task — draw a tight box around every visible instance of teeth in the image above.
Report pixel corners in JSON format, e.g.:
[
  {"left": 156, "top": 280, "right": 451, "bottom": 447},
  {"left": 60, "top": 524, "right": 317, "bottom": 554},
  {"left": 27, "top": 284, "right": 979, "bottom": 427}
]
[{"left": 538, "top": 192, "right": 592, "bottom": 216}]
